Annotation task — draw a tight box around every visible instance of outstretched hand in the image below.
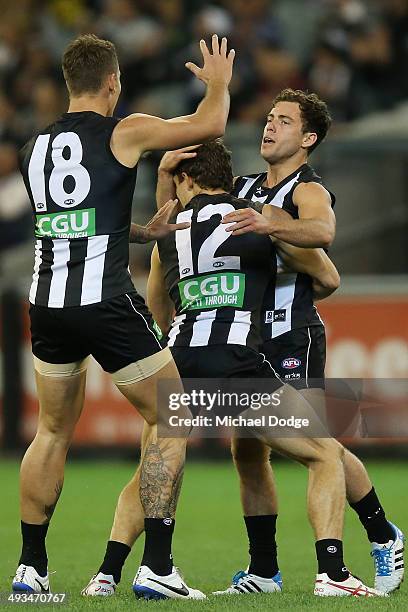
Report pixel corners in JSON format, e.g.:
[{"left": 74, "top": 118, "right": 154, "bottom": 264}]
[
  {"left": 144, "top": 199, "right": 189, "bottom": 241},
  {"left": 185, "top": 34, "right": 235, "bottom": 86}
]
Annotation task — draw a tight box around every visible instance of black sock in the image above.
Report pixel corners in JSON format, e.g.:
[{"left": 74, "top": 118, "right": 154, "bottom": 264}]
[
  {"left": 98, "top": 540, "right": 131, "bottom": 584},
  {"left": 315, "top": 539, "right": 349, "bottom": 582},
  {"left": 141, "top": 518, "right": 174, "bottom": 576},
  {"left": 350, "top": 487, "right": 394, "bottom": 544},
  {"left": 244, "top": 515, "right": 279, "bottom": 578},
  {"left": 19, "top": 521, "right": 49, "bottom": 577}
]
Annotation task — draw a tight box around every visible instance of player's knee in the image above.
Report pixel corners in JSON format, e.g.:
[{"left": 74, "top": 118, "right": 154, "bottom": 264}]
[
  {"left": 297, "top": 438, "right": 344, "bottom": 468},
  {"left": 37, "top": 416, "right": 75, "bottom": 446},
  {"left": 231, "top": 438, "right": 270, "bottom": 467}
]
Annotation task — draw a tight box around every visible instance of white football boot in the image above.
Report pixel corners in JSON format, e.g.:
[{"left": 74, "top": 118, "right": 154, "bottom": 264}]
[
  {"left": 81, "top": 572, "right": 116, "bottom": 596},
  {"left": 213, "top": 569, "right": 282, "bottom": 595},
  {"left": 371, "top": 522, "right": 405, "bottom": 593},
  {"left": 314, "top": 573, "right": 388, "bottom": 597},
  {"left": 12, "top": 564, "right": 50, "bottom": 593},
  {"left": 132, "top": 565, "right": 206, "bottom": 600}
]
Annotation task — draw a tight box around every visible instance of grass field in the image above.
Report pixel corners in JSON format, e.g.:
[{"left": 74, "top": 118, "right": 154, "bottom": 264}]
[{"left": 0, "top": 458, "right": 406, "bottom": 610}]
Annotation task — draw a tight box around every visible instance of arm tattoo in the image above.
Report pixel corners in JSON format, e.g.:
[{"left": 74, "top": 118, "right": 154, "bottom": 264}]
[
  {"left": 140, "top": 441, "right": 185, "bottom": 518},
  {"left": 43, "top": 480, "right": 63, "bottom": 524},
  {"left": 129, "top": 223, "right": 150, "bottom": 244}
]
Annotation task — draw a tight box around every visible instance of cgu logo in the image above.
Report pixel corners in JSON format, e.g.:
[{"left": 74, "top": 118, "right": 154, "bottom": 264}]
[
  {"left": 179, "top": 271, "right": 245, "bottom": 311},
  {"left": 35, "top": 208, "right": 96, "bottom": 238},
  {"left": 183, "top": 274, "right": 240, "bottom": 300},
  {"left": 282, "top": 357, "right": 301, "bottom": 369}
]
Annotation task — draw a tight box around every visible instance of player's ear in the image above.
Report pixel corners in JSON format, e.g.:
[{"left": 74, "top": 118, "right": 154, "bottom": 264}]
[
  {"left": 107, "top": 73, "right": 117, "bottom": 94},
  {"left": 302, "top": 132, "right": 317, "bottom": 150},
  {"left": 184, "top": 174, "right": 195, "bottom": 191}
]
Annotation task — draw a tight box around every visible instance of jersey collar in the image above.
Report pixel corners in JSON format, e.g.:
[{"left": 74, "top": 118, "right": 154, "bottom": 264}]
[
  {"left": 256, "top": 163, "right": 310, "bottom": 195},
  {"left": 185, "top": 192, "right": 231, "bottom": 209}
]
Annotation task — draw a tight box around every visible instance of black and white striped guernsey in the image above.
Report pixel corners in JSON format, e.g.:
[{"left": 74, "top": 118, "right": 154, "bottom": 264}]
[
  {"left": 157, "top": 193, "right": 276, "bottom": 350},
  {"left": 232, "top": 164, "right": 335, "bottom": 340},
  {"left": 19, "top": 111, "right": 137, "bottom": 307}
]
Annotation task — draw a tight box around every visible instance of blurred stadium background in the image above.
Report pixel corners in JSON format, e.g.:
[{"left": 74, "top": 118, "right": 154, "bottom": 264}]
[{"left": 0, "top": 0, "right": 407, "bottom": 457}]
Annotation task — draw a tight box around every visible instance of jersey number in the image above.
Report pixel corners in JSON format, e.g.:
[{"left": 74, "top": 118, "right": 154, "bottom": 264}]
[
  {"left": 28, "top": 132, "right": 91, "bottom": 210},
  {"left": 175, "top": 203, "right": 240, "bottom": 278}
]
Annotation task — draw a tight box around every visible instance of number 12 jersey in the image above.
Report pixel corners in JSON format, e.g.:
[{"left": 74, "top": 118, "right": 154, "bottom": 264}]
[{"left": 158, "top": 193, "right": 276, "bottom": 351}]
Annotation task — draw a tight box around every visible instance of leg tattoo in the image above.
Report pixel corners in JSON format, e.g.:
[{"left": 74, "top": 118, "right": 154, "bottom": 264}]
[{"left": 140, "top": 441, "right": 185, "bottom": 518}]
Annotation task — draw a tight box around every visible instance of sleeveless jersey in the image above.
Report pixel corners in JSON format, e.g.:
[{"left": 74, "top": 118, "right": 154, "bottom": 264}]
[
  {"left": 19, "top": 111, "right": 137, "bottom": 307},
  {"left": 233, "top": 164, "right": 335, "bottom": 339},
  {"left": 158, "top": 193, "right": 276, "bottom": 350}
]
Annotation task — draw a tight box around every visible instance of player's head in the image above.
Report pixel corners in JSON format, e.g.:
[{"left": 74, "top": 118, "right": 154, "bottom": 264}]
[
  {"left": 62, "top": 34, "right": 120, "bottom": 114},
  {"left": 261, "top": 89, "right": 332, "bottom": 164},
  {"left": 172, "top": 140, "right": 233, "bottom": 206}
]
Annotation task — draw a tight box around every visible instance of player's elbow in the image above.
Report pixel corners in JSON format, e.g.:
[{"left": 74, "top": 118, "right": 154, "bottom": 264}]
[
  {"left": 326, "top": 270, "right": 340, "bottom": 292},
  {"left": 320, "top": 267, "right": 340, "bottom": 294},
  {"left": 207, "top": 119, "right": 226, "bottom": 140}
]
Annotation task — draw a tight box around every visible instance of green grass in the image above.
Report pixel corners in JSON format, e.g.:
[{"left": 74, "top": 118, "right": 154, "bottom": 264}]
[{"left": 0, "top": 459, "right": 406, "bottom": 610}]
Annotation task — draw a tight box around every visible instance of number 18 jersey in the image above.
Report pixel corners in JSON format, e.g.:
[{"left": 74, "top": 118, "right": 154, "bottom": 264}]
[
  {"left": 19, "top": 111, "right": 137, "bottom": 308},
  {"left": 158, "top": 193, "right": 276, "bottom": 351}
]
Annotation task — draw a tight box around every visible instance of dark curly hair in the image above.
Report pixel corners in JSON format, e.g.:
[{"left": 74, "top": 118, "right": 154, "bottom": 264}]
[
  {"left": 173, "top": 139, "right": 233, "bottom": 193},
  {"left": 273, "top": 89, "right": 332, "bottom": 153}
]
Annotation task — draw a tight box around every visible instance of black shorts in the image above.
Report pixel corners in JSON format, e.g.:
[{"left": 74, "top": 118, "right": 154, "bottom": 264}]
[
  {"left": 30, "top": 292, "right": 165, "bottom": 373},
  {"left": 171, "top": 344, "right": 280, "bottom": 381},
  {"left": 169, "top": 345, "right": 283, "bottom": 421},
  {"left": 262, "top": 325, "right": 326, "bottom": 389}
]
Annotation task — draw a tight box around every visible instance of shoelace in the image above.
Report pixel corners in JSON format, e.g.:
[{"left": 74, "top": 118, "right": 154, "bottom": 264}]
[
  {"left": 371, "top": 548, "right": 392, "bottom": 577},
  {"left": 14, "top": 566, "right": 27, "bottom": 582},
  {"left": 12, "top": 568, "right": 54, "bottom": 581},
  {"left": 232, "top": 570, "right": 247, "bottom": 585}
]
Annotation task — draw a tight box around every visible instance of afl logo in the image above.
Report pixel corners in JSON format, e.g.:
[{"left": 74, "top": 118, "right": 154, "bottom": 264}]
[
  {"left": 64, "top": 198, "right": 75, "bottom": 205},
  {"left": 282, "top": 357, "right": 301, "bottom": 369},
  {"left": 213, "top": 261, "right": 224, "bottom": 268},
  {"left": 182, "top": 267, "right": 191, "bottom": 275}
]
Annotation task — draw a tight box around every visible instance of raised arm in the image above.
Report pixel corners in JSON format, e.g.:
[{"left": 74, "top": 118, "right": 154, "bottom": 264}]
[
  {"left": 156, "top": 146, "right": 199, "bottom": 209},
  {"left": 276, "top": 241, "right": 340, "bottom": 300},
  {"left": 147, "top": 245, "right": 175, "bottom": 334},
  {"left": 111, "top": 35, "right": 234, "bottom": 168}
]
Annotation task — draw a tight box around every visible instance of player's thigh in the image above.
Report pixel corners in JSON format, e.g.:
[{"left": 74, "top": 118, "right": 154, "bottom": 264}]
[
  {"left": 30, "top": 305, "right": 90, "bottom": 436},
  {"left": 34, "top": 360, "right": 87, "bottom": 437},
  {"left": 113, "top": 355, "right": 184, "bottom": 425}
]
